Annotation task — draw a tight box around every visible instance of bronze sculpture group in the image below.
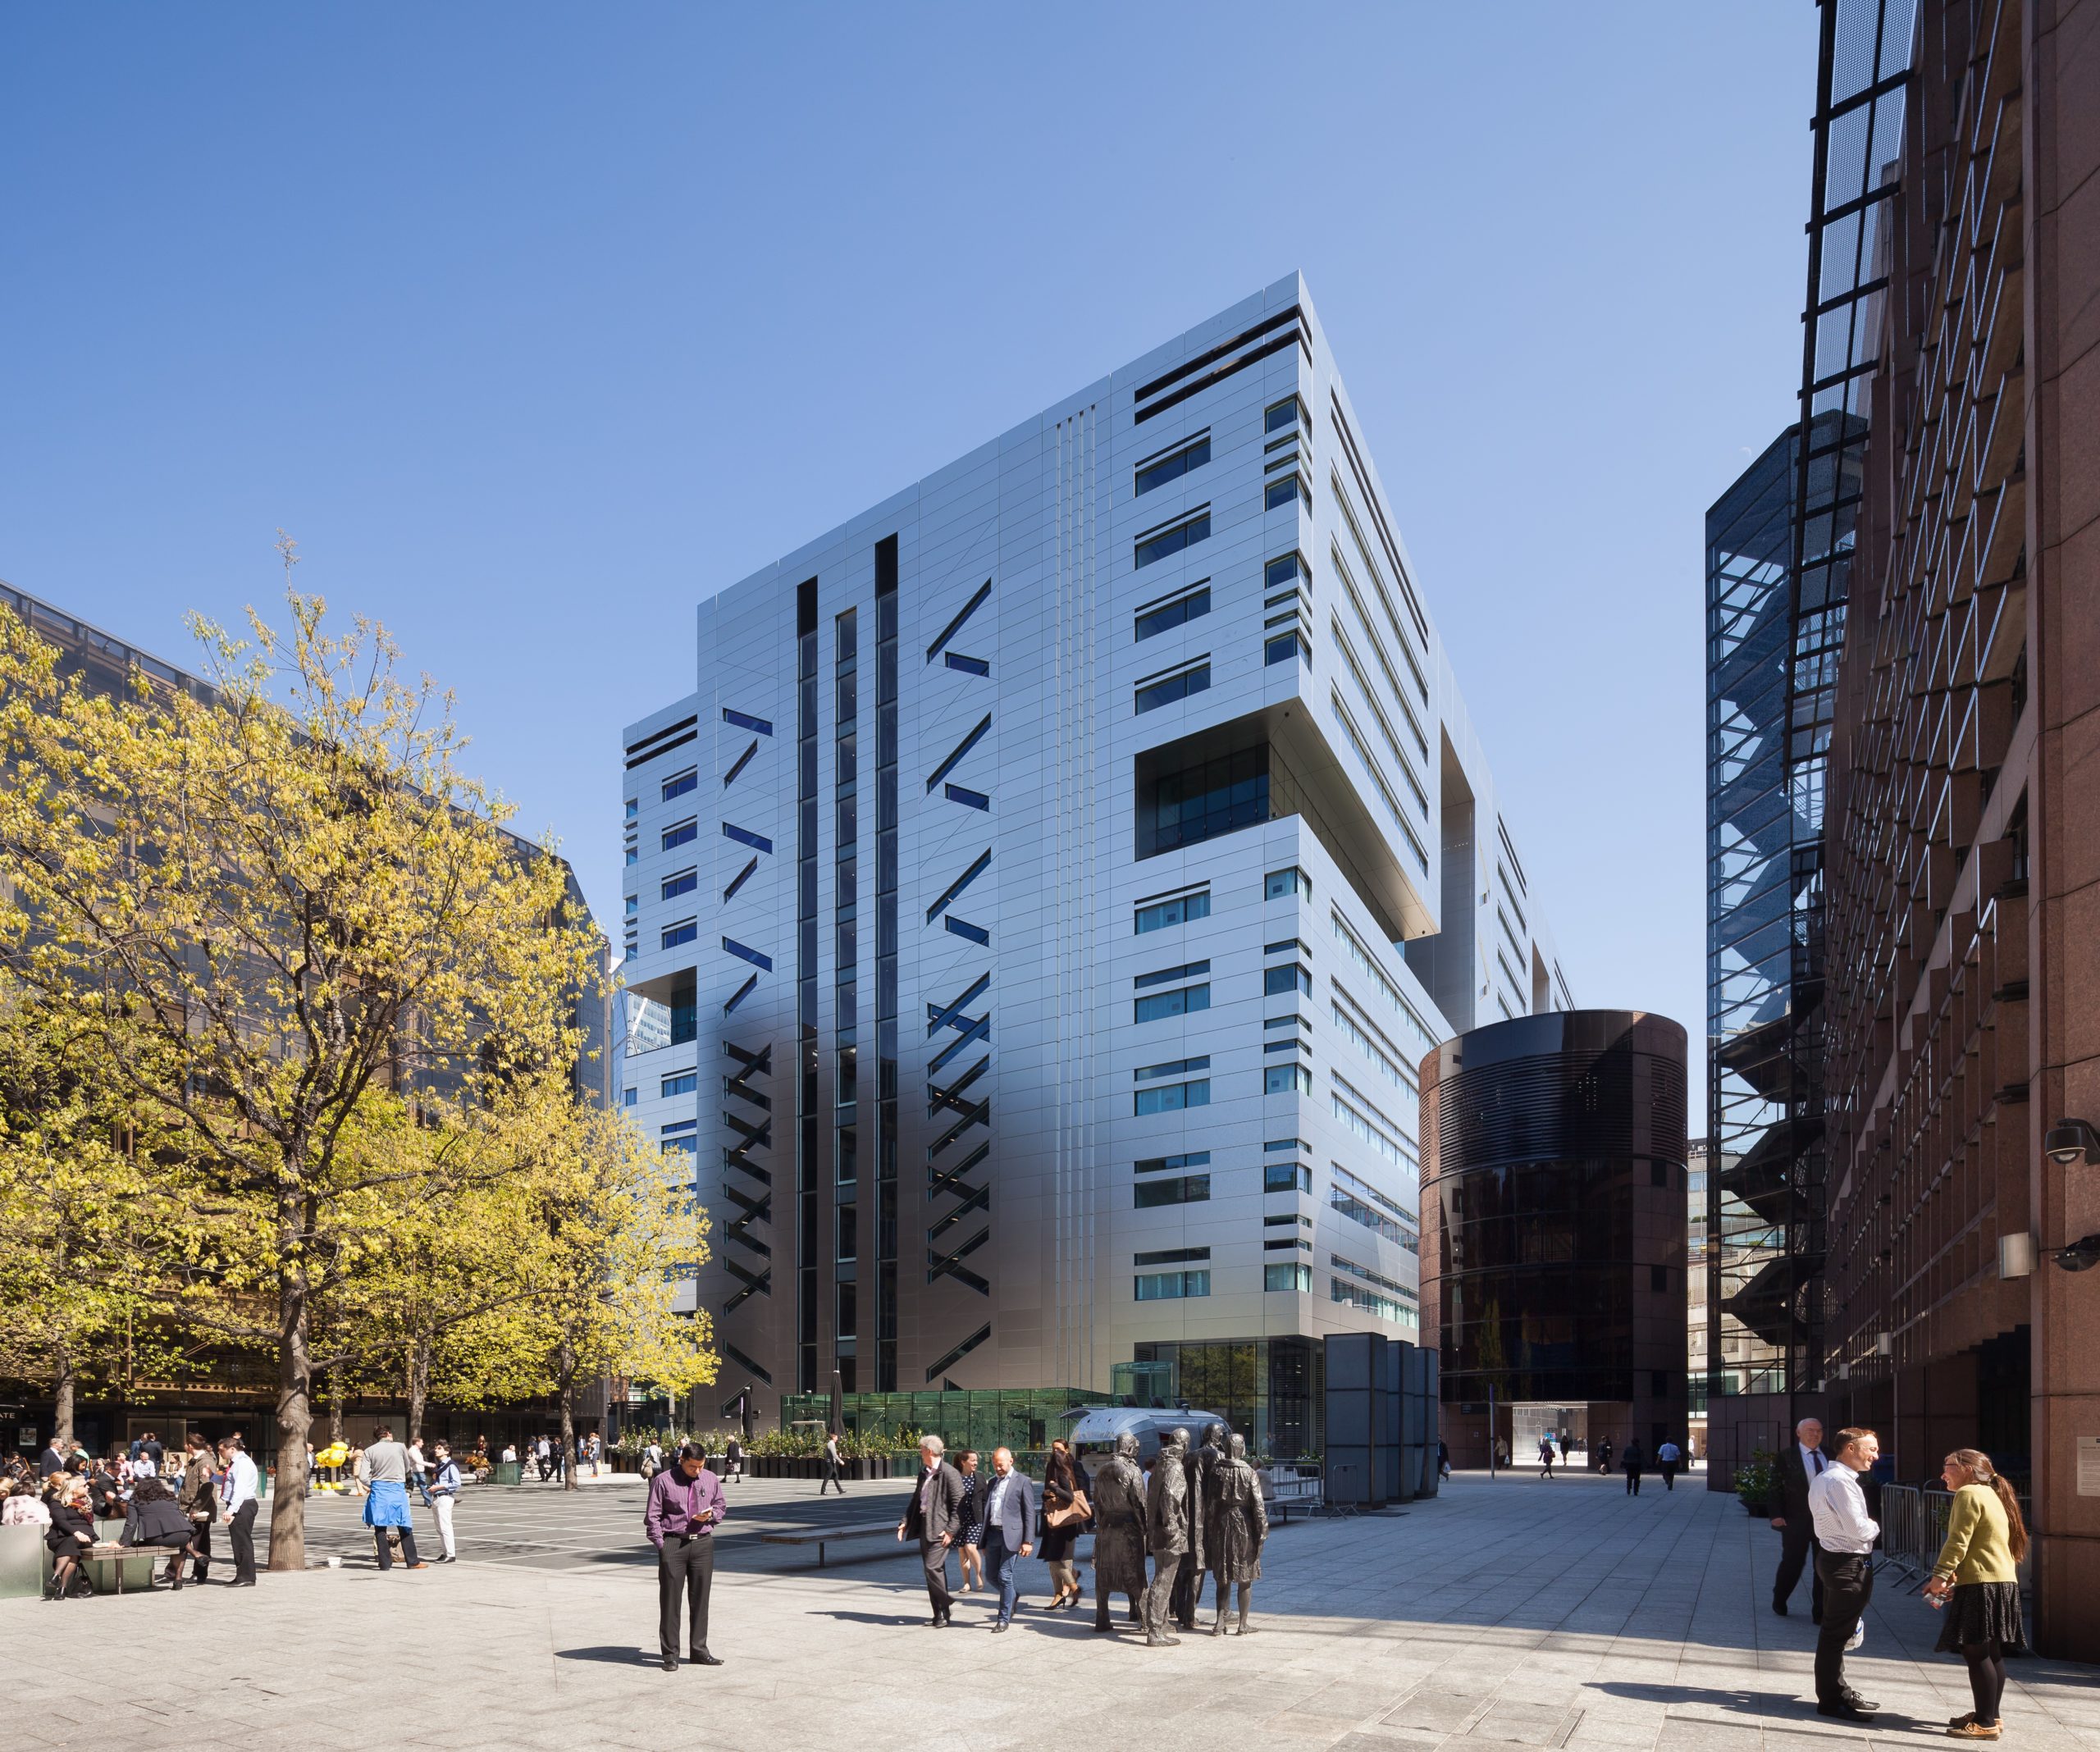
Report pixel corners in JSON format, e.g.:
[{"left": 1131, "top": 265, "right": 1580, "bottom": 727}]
[{"left": 1089, "top": 1421, "right": 1268, "bottom": 1645}]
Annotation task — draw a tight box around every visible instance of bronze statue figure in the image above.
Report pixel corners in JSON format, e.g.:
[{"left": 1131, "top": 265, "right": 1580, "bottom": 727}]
[
  {"left": 1204, "top": 1432, "right": 1269, "bottom": 1635},
  {"left": 1090, "top": 1431, "right": 1149, "bottom": 1634},
  {"left": 1143, "top": 1426, "right": 1195, "bottom": 1646},
  {"left": 1173, "top": 1418, "right": 1226, "bottom": 1629}
]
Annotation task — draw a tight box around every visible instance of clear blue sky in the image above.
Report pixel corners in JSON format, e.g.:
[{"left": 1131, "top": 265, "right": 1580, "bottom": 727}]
[{"left": 1, "top": 4, "right": 1819, "bottom": 1132}]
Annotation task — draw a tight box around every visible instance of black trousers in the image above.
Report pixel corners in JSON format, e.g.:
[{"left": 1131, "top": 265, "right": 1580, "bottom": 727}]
[
  {"left": 657, "top": 1535, "right": 716, "bottom": 1659},
  {"left": 1774, "top": 1524, "right": 1826, "bottom": 1617},
  {"left": 1625, "top": 1467, "right": 1643, "bottom": 1495},
  {"left": 1660, "top": 1462, "right": 1678, "bottom": 1490},
  {"left": 820, "top": 1457, "right": 845, "bottom": 1494},
  {"left": 187, "top": 1518, "right": 213, "bottom": 1581},
  {"left": 229, "top": 1501, "right": 258, "bottom": 1582},
  {"left": 1813, "top": 1549, "right": 1874, "bottom": 1704},
  {"left": 919, "top": 1538, "right": 952, "bottom": 1617}
]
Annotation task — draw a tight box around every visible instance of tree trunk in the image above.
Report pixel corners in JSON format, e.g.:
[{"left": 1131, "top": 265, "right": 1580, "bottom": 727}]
[
  {"left": 52, "top": 1344, "right": 76, "bottom": 1453},
  {"left": 326, "top": 1380, "right": 344, "bottom": 1449},
  {"left": 559, "top": 1338, "right": 577, "bottom": 1494},
  {"left": 268, "top": 1195, "right": 313, "bottom": 1572},
  {"left": 407, "top": 1337, "right": 431, "bottom": 1447}
]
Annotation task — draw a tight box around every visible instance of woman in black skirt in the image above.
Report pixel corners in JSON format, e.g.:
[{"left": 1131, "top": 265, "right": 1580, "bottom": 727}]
[
  {"left": 1923, "top": 1448, "right": 2029, "bottom": 1741},
  {"left": 954, "top": 1450, "right": 986, "bottom": 1593},
  {"left": 44, "top": 1476, "right": 97, "bottom": 1599}
]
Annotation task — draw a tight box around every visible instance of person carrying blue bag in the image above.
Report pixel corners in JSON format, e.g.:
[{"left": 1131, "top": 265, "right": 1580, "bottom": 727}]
[{"left": 360, "top": 1426, "right": 429, "bottom": 1572}]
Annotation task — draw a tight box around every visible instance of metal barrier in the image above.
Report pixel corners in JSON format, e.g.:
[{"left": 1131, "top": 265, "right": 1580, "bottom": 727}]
[{"left": 1877, "top": 1485, "right": 2034, "bottom": 1582}]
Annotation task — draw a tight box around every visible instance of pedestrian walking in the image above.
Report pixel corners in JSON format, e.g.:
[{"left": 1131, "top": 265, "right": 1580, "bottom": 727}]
[
  {"left": 1597, "top": 1439, "right": 1614, "bottom": 1475},
  {"left": 1657, "top": 1438, "right": 1682, "bottom": 1491},
  {"left": 217, "top": 1436, "right": 261, "bottom": 1585},
  {"left": 819, "top": 1430, "right": 847, "bottom": 1495},
  {"left": 724, "top": 1435, "right": 743, "bottom": 1482},
  {"left": 360, "top": 1426, "right": 429, "bottom": 1572},
  {"left": 408, "top": 1435, "right": 431, "bottom": 1506},
  {"left": 535, "top": 1435, "right": 552, "bottom": 1483},
  {"left": 977, "top": 1447, "right": 1035, "bottom": 1631},
  {"left": 172, "top": 1431, "right": 215, "bottom": 1585},
  {"left": 954, "top": 1450, "right": 985, "bottom": 1591},
  {"left": 643, "top": 1443, "right": 727, "bottom": 1672},
  {"left": 1924, "top": 1449, "right": 2028, "bottom": 1741},
  {"left": 640, "top": 1437, "right": 663, "bottom": 1481},
  {"left": 1622, "top": 1439, "right": 1646, "bottom": 1496},
  {"left": 894, "top": 1435, "right": 966, "bottom": 1627},
  {"left": 1538, "top": 1435, "right": 1556, "bottom": 1479},
  {"left": 427, "top": 1439, "right": 461, "bottom": 1562},
  {"left": 1770, "top": 1416, "right": 1831, "bottom": 1621},
  {"left": 1437, "top": 1439, "right": 1451, "bottom": 1481},
  {"left": 1039, "top": 1439, "right": 1087, "bottom": 1609},
  {"left": 1808, "top": 1426, "right": 1881, "bottom": 1722},
  {"left": 1495, "top": 1436, "right": 1510, "bottom": 1469}
]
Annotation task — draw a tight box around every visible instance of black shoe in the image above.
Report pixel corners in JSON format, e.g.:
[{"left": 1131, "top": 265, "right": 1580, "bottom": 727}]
[
  {"left": 1772, "top": 1600, "right": 1787, "bottom": 1616},
  {"left": 661, "top": 1655, "right": 678, "bottom": 1672},
  {"left": 991, "top": 1621, "right": 1008, "bottom": 1632},
  {"left": 691, "top": 1649, "right": 723, "bottom": 1667},
  {"left": 1842, "top": 1692, "right": 1879, "bottom": 1713},
  {"left": 1817, "top": 1703, "right": 1875, "bottom": 1723}
]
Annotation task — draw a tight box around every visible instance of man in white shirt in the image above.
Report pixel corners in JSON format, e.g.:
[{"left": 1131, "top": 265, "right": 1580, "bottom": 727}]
[
  {"left": 1806, "top": 1426, "right": 1880, "bottom": 1722},
  {"left": 427, "top": 1439, "right": 462, "bottom": 1562},
  {"left": 217, "top": 1436, "right": 261, "bottom": 1585},
  {"left": 1656, "top": 1439, "right": 1682, "bottom": 1492}
]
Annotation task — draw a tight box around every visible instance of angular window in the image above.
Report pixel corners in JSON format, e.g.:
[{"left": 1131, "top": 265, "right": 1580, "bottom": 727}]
[
  {"left": 723, "top": 822, "right": 774, "bottom": 854},
  {"left": 1265, "top": 1262, "right": 1313, "bottom": 1293},
  {"left": 944, "top": 782, "right": 989, "bottom": 811},
  {"left": 1134, "top": 984, "right": 1210, "bottom": 1024},
  {"left": 1134, "top": 1174, "right": 1210, "bottom": 1208},
  {"left": 1265, "top": 473, "right": 1310, "bottom": 513},
  {"left": 1264, "top": 963, "right": 1313, "bottom": 997},
  {"left": 1134, "top": 960, "right": 1210, "bottom": 990},
  {"left": 661, "top": 769, "right": 698, "bottom": 802},
  {"left": 1264, "top": 1063, "right": 1312, "bottom": 1096},
  {"left": 1134, "top": 890, "right": 1210, "bottom": 933},
  {"left": 661, "top": 869, "right": 697, "bottom": 901},
  {"left": 1264, "top": 1161, "right": 1312, "bottom": 1193},
  {"left": 624, "top": 798, "right": 639, "bottom": 820},
  {"left": 1265, "top": 396, "right": 1307, "bottom": 435},
  {"left": 660, "top": 919, "right": 697, "bottom": 950},
  {"left": 660, "top": 1071, "right": 697, "bottom": 1097},
  {"left": 1265, "top": 867, "right": 1310, "bottom": 901},
  {"left": 1135, "top": 1056, "right": 1209, "bottom": 1081},
  {"left": 1134, "top": 664, "right": 1210, "bottom": 714},
  {"left": 944, "top": 652, "right": 989, "bottom": 678},
  {"left": 722, "top": 707, "right": 774, "bottom": 736},
  {"left": 625, "top": 847, "right": 639, "bottom": 866},
  {"left": 661, "top": 819, "right": 698, "bottom": 851},
  {"left": 1135, "top": 1151, "right": 1212, "bottom": 1175},
  {"left": 624, "top": 895, "right": 640, "bottom": 916},
  {"left": 1134, "top": 1079, "right": 1210, "bottom": 1116},
  {"left": 1133, "top": 509, "right": 1210, "bottom": 569},
  {"left": 1134, "top": 1269, "right": 1211, "bottom": 1301},
  {"left": 722, "top": 937, "right": 772, "bottom": 971},
  {"left": 1134, "top": 586, "right": 1211, "bottom": 642},
  {"left": 1134, "top": 434, "right": 1210, "bottom": 496}
]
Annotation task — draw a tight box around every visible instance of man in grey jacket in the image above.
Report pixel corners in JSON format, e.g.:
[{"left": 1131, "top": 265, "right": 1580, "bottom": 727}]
[
  {"left": 976, "top": 1448, "right": 1036, "bottom": 1632},
  {"left": 894, "top": 1435, "right": 967, "bottom": 1627}
]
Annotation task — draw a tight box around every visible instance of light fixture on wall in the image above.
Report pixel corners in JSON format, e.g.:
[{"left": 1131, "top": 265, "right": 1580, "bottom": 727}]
[
  {"left": 2043, "top": 1117, "right": 2099, "bottom": 1166},
  {"left": 1874, "top": 1333, "right": 1892, "bottom": 1357},
  {"left": 1998, "top": 1232, "right": 2037, "bottom": 1279},
  {"left": 2052, "top": 1234, "right": 2100, "bottom": 1274}
]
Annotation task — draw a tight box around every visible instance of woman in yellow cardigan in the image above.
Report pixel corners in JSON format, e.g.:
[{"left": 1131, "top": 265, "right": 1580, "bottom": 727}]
[{"left": 1923, "top": 1448, "right": 2028, "bottom": 1741}]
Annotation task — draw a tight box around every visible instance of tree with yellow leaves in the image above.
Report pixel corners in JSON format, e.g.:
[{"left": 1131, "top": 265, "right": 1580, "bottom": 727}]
[{"left": 0, "top": 588, "right": 601, "bottom": 1569}]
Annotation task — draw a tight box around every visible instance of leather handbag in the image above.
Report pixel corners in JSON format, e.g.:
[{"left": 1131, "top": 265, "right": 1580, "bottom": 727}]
[{"left": 1044, "top": 1490, "right": 1091, "bottom": 1528}]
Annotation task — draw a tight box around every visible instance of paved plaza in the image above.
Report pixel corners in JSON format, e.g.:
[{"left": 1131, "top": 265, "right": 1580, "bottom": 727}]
[{"left": 6, "top": 1469, "right": 2096, "bottom": 1750}]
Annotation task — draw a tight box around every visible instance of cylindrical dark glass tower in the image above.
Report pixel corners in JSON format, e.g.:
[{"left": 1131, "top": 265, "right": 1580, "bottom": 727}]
[{"left": 1421, "top": 1011, "right": 1689, "bottom": 1468}]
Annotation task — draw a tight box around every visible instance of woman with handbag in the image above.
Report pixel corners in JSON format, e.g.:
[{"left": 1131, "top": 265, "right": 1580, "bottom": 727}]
[{"left": 1039, "top": 1439, "right": 1089, "bottom": 1610}]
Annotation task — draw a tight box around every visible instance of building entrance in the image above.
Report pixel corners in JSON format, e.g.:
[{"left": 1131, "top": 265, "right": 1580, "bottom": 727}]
[{"left": 1509, "top": 1403, "right": 1588, "bottom": 1469}]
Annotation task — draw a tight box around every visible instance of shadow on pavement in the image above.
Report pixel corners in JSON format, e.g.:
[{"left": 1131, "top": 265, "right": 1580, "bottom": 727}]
[
  {"left": 555, "top": 1645, "right": 660, "bottom": 1667},
  {"left": 1589, "top": 1680, "right": 1889, "bottom": 1726}
]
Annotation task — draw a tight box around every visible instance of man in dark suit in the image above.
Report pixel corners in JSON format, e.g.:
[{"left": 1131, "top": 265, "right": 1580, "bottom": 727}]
[
  {"left": 895, "top": 1435, "right": 966, "bottom": 1627},
  {"left": 976, "top": 1447, "right": 1036, "bottom": 1631},
  {"left": 1770, "top": 1415, "right": 1829, "bottom": 1619}
]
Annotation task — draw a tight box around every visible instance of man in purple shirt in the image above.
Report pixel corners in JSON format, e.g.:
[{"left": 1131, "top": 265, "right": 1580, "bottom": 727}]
[{"left": 644, "top": 1444, "right": 728, "bottom": 1672}]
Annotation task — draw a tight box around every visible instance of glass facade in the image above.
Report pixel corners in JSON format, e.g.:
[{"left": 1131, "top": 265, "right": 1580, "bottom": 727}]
[{"left": 1133, "top": 1337, "right": 1322, "bottom": 1460}]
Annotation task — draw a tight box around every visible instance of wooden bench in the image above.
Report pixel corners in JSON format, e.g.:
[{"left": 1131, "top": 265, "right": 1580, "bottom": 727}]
[{"left": 758, "top": 1520, "right": 915, "bottom": 1568}]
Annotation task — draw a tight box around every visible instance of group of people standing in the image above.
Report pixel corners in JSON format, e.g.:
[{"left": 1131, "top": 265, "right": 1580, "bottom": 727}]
[
  {"left": 5, "top": 1430, "right": 260, "bottom": 1596},
  {"left": 896, "top": 1423, "right": 1267, "bottom": 1645},
  {"left": 1770, "top": 1417, "right": 2027, "bottom": 1741}
]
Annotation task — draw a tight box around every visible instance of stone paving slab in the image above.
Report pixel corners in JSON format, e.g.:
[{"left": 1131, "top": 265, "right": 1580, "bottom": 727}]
[{"left": 5, "top": 1471, "right": 2095, "bottom": 1749}]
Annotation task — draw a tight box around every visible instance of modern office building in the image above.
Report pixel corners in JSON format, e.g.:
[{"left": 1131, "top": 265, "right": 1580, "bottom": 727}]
[
  {"left": 1419, "top": 1011, "right": 1690, "bottom": 1466},
  {"left": 1810, "top": 0, "right": 2100, "bottom": 1661},
  {"left": 619, "top": 276, "right": 1573, "bottom": 1447}
]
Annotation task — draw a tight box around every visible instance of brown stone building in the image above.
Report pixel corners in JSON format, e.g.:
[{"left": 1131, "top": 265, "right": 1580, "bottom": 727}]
[{"left": 1818, "top": 0, "right": 2099, "bottom": 1660}]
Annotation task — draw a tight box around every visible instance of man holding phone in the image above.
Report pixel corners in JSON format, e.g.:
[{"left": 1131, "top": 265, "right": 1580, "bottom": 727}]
[{"left": 644, "top": 1443, "right": 728, "bottom": 1672}]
